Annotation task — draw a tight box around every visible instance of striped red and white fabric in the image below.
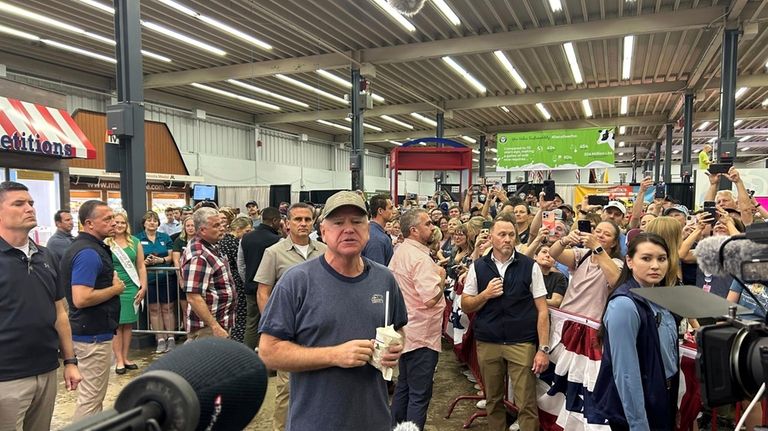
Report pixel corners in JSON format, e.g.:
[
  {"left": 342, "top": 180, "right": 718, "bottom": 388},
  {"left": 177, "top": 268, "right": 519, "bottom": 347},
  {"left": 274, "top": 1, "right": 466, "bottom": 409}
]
[
  {"left": 0, "top": 96, "right": 95, "bottom": 159},
  {"left": 538, "top": 308, "right": 701, "bottom": 431}
]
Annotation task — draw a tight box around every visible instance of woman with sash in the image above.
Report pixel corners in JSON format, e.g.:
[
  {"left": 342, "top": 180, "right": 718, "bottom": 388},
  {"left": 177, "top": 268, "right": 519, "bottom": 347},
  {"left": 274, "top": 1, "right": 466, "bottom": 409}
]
[{"left": 106, "top": 211, "right": 147, "bottom": 374}]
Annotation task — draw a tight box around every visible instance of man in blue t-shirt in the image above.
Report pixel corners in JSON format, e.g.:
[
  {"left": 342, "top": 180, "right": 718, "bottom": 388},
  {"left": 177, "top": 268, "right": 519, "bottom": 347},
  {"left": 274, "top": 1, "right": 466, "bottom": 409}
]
[
  {"left": 362, "top": 194, "right": 395, "bottom": 266},
  {"left": 259, "top": 191, "right": 408, "bottom": 431}
]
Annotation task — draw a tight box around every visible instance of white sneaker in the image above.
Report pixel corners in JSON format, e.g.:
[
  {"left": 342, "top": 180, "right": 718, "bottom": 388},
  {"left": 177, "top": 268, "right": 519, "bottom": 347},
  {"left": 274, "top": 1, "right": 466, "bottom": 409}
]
[
  {"left": 155, "top": 338, "right": 166, "bottom": 354},
  {"left": 476, "top": 399, "right": 486, "bottom": 409},
  {"left": 508, "top": 421, "right": 520, "bottom": 431},
  {"left": 166, "top": 337, "right": 175, "bottom": 352}
]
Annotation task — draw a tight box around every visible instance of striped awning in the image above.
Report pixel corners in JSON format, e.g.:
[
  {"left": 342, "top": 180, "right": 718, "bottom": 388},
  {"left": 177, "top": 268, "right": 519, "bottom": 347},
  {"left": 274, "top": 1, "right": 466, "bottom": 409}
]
[{"left": 0, "top": 96, "right": 95, "bottom": 159}]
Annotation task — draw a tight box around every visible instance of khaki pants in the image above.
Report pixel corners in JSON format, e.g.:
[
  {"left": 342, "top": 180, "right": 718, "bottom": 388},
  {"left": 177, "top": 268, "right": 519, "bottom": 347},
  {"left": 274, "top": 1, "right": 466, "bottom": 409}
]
[
  {"left": 72, "top": 341, "right": 112, "bottom": 422},
  {"left": 272, "top": 370, "right": 290, "bottom": 431},
  {"left": 476, "top": 341, "right": 539, "bottom": 431},
  {"left": 0, "top": 369, "right": 57, "bottom": 431}
]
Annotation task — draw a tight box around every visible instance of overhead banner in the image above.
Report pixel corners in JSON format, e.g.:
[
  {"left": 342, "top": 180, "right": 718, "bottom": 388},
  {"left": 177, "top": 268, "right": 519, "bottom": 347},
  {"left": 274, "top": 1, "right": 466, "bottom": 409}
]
[{"left": 496, "top": 127, "right": 615, "bottom": 171}]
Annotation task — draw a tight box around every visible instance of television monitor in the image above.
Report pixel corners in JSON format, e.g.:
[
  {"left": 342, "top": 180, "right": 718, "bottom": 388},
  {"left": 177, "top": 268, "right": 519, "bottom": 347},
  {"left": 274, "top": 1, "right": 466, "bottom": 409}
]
[{"left": 192, "top": 184, "right": 216, "bottom": 201}]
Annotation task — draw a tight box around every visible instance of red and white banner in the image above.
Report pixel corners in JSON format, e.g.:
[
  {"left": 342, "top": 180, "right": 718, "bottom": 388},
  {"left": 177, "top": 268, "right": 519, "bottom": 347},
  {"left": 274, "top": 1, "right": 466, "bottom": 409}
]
[{"left": 0, "top": 96, "right": 95, "bottom": 159}]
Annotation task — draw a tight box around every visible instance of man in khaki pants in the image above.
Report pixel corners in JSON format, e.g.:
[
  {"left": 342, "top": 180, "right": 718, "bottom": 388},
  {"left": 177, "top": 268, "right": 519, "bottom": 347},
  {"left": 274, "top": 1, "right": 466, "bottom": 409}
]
[
  {"left": 0, "top": 181, "right": 82, "bottom": 430},
  {"left": 255, "top": 203, "right": 325, "bottom": 431},
  {"left": 461, "top": 217, "right": 550, "bottom": 431},
  {"left": 61, "top": 200, "right": 124, "bottom": 421}
]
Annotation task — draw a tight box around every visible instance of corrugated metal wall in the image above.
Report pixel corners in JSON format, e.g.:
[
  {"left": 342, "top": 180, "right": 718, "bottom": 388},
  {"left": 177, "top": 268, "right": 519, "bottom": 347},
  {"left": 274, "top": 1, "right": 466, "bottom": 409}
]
[{"left": 4, "top": 73, "right": 390, "bottom": 180}]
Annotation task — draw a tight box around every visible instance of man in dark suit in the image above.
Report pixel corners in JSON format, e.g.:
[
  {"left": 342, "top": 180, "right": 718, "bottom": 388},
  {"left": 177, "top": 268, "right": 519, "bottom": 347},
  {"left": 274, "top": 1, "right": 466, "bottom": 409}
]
[{"left": 237, "top": 206, "right": 282, "bottom": 349}]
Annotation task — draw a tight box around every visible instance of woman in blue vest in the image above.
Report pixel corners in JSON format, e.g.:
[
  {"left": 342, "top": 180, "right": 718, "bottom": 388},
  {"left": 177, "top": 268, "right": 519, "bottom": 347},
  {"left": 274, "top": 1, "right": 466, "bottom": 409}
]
[{"left": 591, "top": 232, "right": 679, "bottom": 430}]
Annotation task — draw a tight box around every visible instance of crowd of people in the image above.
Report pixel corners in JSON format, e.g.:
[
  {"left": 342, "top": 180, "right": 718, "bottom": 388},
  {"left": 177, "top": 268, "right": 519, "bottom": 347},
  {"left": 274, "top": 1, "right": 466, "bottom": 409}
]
[{"left": 0, "top": 165, "right": 767, "bottom": 430}]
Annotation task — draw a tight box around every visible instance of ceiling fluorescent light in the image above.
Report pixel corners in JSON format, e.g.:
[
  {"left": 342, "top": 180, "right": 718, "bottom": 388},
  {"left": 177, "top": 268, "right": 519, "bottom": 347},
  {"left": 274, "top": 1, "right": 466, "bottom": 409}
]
[
  {"left": 431, "top": 0, "right": 461, "bottom": 26},
  {"left": 410, "top": 113, "right": 438, "bottom": 127},
  {"left": 622, "top": 35, "right": 634, "bottom": 80},
  {"left": 472, "top": 149, "right": 480, "bottom": 154},
  {"left": 190, "top": 83, "right": 280, "bottom": 110},
  {"left": 535, "top": 103, "right": 552, "bottom": 120},
  {"left": 317, "top": 120, "right": 352, "bottom": 132},
  {"left": 142, "top": 21, "right": 226, "bottom": 56},
  {"left": 472, "top": 158, "right": 479, "bottom": 163},
  {"left": 581, "top": 99, "right": 593, "bottom": 117},
  {"left": 500, "top": 106, "right": 510, "bottom": 113},
  {"left": 388, "top": 140, "right": 403, "bottom": 146},
  {"left": 619, "top": 126, "right": 626, "bottom": 134},
  {"left": 695, "top": 148, "right": 702, "bottom": 153},
  {"left": 739, "top": 135, "right": 751, "bottom": 142},
  {"left": 619, "top": 141, "right": 626, "bottom": 147},
  {"left": 343, "top": 118, "right": 383, "bottom": 131},
  {"left": 460, "top": 136, "right": 476, "bottom": 144},
  {"left": 77, "top": 0, "right": 114, "bottom": 13},
  {"left": 741, "top": 147, "right": 751, "bottom": 151},
  {"left": 371, "top": 0, "right": 416, "bottom": 32},
  {"left": 141, "top": 50, "right": 172, "bottom": 63},
  {"left": 734, "top": 120, "right": 743, "bottom": 127},
  {"left": 227, "top": 79, "right": 309, "bottom": 108},
  {"left": 489, "top": 148, "right": 498, "bottom": 153},
  {"left": 275, "top": 74, "right": 349, "bottom": 105},
  {"left": 672, "top": 149, "right": 681, "bottom": 154},
  {"left": 734, "top": 87, "right": 748, "bottom": 99},
  {"left": 0, "top": 1, "right": 84, "bottom": 33},
  {"left": 619, "top": 96, "right": 628, "bottom": 115},
  {"left": 493, "top": 50, "right": 527, "bottom": 89},
  {"left": 42, "top": 39, "right": 116, "bottom": 63},
  {"left": 0, "top": 25, "right": 39, "bottom": 41},
  {"left": 380, "top": 115, "right": 414, "bottom": 129},
  {"left": 563, "top": 42, "right": 583, "bottom": 84},
  {"left": 761, "top": 98, "right": 768, "bottom": 106},
  {"left": 708, "top": 137, "right": 717, "bottom": 143},
  {"left": 618, "top": 152, "right": 624, "bottom": 156},
  {"left": 442, "top": 56, "right": 487, "bottom": 93},
  {"left": 548, "top": 0, "right": 563, "bottom": 12},
  {"left": 157, "top": 0, "right": 271, "bottom": 50},
  {"left": 697, "top": 121, "right": 710, "bottom": 130}
]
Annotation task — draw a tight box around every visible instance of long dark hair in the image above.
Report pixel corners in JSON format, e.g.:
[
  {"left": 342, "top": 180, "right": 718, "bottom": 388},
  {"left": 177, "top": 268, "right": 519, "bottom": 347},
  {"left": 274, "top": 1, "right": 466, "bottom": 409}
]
[{"left": 597, "top": 232, "right": 670, "bottom": 345}]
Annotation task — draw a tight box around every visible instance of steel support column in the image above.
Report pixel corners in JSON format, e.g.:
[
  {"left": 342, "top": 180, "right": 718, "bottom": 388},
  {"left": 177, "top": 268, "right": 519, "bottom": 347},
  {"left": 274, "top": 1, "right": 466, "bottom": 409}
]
[
  {"left": 478, "top": 135, "right": 486, "bottom": 178},
  {"left": 436, "top": 112, "right": 445, "bottom": 189},
  {"left": 718, "top": 27, "right": 739, "bottom": 190},
  {"left": 654, "top": 141, "right": 662, "bottom": 184},
  {"left": 681, "top": 92, "right": 694, "bottom": 182},
  {"left": 351, "top": 68, "right": 364, "bottom": 191},
  {"left": 664, "top": 124, "right": 673, "bottom": 183},
  {"left": 112, "top": 0, "right": 146, "bottom": 233}
]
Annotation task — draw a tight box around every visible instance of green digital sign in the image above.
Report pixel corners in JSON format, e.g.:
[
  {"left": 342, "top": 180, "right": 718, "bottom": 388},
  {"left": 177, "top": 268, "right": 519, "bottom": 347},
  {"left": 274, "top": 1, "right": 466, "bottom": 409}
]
[{"left": 496, "top": 127, "right": 616, "bottom": 171}]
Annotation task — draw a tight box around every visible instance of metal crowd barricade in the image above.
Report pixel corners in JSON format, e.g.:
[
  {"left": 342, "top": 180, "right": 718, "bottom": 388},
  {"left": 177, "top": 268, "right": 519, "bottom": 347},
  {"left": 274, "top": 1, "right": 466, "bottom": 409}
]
[{"left": 132, "top": 266, "right": 187, "bottom": 336}]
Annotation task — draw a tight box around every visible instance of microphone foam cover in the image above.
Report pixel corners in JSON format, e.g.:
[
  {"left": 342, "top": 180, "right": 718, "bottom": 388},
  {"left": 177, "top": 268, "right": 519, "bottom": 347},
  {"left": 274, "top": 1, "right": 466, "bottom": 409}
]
[{"left": 147, "top": 338, "right": 268, "bottom": 431}]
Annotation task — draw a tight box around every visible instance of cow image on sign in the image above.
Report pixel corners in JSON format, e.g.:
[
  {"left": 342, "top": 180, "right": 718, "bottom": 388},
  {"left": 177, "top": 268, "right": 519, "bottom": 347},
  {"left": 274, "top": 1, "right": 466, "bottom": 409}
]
[{"left": 597, "top": 129, "right": 616, "bottom": 150}]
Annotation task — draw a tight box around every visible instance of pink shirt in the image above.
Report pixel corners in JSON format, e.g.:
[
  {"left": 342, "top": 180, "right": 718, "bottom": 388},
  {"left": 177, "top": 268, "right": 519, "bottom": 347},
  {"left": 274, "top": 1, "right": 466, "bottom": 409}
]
[{"left": 388, "top": 238, "right": 445, "bottom": 353}]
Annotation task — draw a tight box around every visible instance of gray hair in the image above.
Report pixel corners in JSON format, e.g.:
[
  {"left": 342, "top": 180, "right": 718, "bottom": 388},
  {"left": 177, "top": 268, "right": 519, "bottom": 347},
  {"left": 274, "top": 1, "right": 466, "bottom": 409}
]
[
  {"left": 400, "top": 208, "right": 427, "bottom": 238},
  {"left": 193, "top": 207, "right": 220, "bottom": 232},
  {"left": 716, "top": 189, "right": 735, "bottom": 201}
]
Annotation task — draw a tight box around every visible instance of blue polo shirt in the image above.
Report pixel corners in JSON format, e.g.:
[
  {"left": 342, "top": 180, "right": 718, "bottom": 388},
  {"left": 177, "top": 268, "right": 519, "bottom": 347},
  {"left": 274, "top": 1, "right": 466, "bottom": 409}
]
[{"left": 361, "top": 221, "right": 393, "bottom": 266}]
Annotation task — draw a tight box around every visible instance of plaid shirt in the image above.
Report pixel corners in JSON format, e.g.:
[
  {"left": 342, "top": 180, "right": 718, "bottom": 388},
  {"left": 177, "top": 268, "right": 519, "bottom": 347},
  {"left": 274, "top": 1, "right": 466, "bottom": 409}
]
[{"left": 181, "top": 236, "right": 237, "bottom": 331}]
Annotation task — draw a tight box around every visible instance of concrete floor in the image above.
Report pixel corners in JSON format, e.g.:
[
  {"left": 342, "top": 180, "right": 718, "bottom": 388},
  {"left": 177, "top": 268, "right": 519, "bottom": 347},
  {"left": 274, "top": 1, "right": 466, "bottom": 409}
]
[{"left": 52, "top": 339, "right": 497, "bottom": 430}]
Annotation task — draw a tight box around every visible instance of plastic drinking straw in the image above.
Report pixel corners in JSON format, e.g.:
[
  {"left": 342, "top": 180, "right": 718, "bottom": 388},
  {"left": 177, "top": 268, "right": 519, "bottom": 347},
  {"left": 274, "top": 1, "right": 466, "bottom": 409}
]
[{"left": 384, "top": 291, "right": 390, "bottom": 327}]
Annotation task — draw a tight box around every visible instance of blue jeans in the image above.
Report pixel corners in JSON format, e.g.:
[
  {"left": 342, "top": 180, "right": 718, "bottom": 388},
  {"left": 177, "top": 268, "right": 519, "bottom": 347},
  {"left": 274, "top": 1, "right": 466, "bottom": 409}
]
[{"left": 390, "top": 347, "right": 439, "bottom": 430}]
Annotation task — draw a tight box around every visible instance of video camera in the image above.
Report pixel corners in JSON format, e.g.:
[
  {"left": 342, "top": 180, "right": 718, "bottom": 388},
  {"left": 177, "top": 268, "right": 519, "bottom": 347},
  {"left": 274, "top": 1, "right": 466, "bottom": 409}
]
[
  {"left": 696, "top": 223, "right": 768, "bottom": 408},
  {"left": 633, "top": 223, "right": 768, "bottom": 409}
]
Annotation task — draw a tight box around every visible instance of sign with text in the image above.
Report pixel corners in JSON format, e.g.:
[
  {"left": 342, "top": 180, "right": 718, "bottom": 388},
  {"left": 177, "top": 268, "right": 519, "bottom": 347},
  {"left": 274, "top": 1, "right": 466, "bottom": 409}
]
[{"left": 496, "top": 127, "right": 616, "bottom": 171}]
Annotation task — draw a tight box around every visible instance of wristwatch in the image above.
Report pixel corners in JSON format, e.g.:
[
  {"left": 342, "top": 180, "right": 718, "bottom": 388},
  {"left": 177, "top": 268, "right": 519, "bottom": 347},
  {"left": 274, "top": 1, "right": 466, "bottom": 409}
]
[
  {"left": 593, "top": 245, "right": 605, "bottom": 255},
  {"left": 63, "top": 357, "right": 78, "bottom": 366},
  {"left": 539, "top": 345, "right": 551, "bottom": 354}
]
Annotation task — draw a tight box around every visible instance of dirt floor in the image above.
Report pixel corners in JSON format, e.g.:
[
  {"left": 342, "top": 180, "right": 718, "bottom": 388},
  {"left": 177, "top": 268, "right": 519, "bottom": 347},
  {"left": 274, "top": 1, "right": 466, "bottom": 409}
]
[{"left": 51, "top": 339, "right": 499, "bottom": 430}]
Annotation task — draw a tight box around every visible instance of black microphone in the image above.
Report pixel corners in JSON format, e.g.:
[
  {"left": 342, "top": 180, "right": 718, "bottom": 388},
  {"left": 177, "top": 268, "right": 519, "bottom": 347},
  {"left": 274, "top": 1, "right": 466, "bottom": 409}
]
[
  {"left": 696, "top": 235, "right": 768, "bottom": 279},
  {"left": 63, "top": 338, "right": 268, "bottom": 431}
]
